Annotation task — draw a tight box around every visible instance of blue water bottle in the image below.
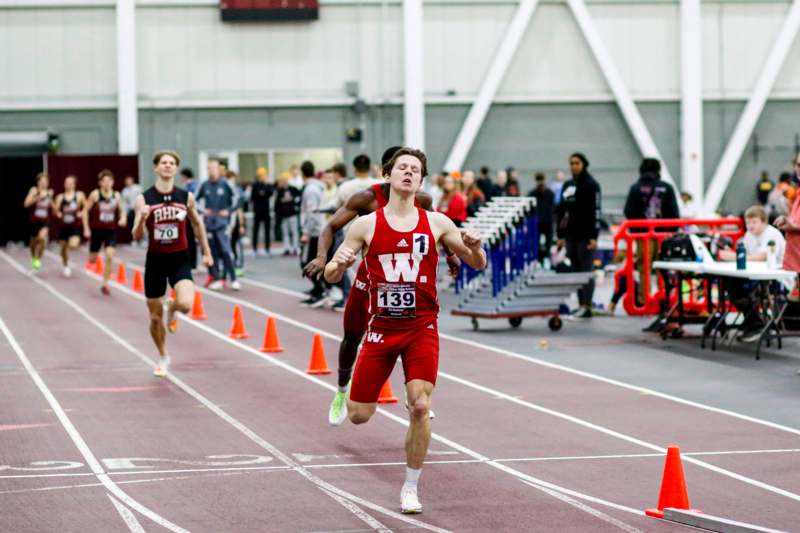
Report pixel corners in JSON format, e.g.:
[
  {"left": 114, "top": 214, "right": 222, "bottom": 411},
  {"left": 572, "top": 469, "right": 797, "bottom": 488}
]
[{"left": 736, "top": 241, "right": 746, "bottom": 270}]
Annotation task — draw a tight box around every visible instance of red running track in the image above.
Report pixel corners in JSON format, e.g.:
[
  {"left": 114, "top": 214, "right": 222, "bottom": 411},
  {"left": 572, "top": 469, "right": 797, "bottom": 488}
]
[{"left": 0, "top": 247, "right": 798, "bottom": 532}]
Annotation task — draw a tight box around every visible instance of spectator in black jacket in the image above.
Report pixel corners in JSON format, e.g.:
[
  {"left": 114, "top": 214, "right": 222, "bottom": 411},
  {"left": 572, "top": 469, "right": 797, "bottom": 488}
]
[
  {"left": 529, "top": 172, "right": 555, "bottom": 264},
  {"left": 623, "top": 158, "right": 679, "bottom": 305},
  {"left": 250, "top": 167, "right": 274, "bottom": 256},
  {"left": 556, "top": 152, "right": 601, "bottom": 318},
  {"left": 477, "top": 166, "right": 497, "bottom": 201}
]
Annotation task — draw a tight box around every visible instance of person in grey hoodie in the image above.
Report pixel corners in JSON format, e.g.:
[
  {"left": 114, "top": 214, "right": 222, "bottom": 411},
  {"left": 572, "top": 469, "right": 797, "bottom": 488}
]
[
  {"left": 299, "top": 160, "right": 326, "bottom": 305},
  {"left": 196, "top": 159, "right": 239, "bottom": 291}
]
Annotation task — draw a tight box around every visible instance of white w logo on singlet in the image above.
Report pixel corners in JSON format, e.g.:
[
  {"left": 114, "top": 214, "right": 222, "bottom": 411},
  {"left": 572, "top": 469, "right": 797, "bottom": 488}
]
[{"left": 378, "top": 253, "right": 422, "bottom": 282}]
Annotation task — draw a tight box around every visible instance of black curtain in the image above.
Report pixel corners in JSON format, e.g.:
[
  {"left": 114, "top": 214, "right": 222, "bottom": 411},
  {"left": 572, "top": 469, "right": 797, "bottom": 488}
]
[{"left": 0, "top": 156, "right": 44, "bottom": 246}]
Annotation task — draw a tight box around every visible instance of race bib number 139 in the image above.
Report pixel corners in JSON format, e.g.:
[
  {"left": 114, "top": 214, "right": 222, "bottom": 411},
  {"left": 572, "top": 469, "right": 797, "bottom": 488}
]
[{"left": 376, "top": 283, "right": 416, "bottom": 318}]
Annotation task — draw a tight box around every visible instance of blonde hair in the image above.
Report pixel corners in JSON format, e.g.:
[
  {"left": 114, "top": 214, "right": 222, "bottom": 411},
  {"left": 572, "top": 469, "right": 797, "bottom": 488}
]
[{"left": 744, "top": 205, "right": 767, "bottom": 222}]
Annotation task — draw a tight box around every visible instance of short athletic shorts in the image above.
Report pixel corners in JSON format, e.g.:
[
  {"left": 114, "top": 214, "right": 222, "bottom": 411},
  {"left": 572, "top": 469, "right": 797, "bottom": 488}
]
[
  {"left": 29, "top": 221, "right": 48, "bottom": 238},
  {"left": 58, "top": 226, "right": 81, "bottom": 241},
  {"left": 342, "top": 261, "right": 371, "bottom": 334},
  {"left": 90, "top": 228, "right": 116, "bottom": 253},
  {"left": 349, "top": 321, "right": 439, "bottom": 403},
  {"left": 144, "top": 250, "right": 193, "bottom": 299}
]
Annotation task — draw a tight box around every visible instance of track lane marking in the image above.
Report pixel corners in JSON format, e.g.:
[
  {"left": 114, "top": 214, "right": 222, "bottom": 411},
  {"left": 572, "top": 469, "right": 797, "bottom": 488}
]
[
  {"left": 0, "top": 316, "right": 188, "bottom": 533},
  {"left": 5, "top": 252, "right": 443, "bottom": 533},
  {"left": 108, "top": 494, "right": 147, "bottom": 533}
]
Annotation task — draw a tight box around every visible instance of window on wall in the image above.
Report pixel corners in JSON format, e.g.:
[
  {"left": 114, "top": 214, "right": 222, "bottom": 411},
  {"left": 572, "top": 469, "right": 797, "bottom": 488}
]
[{"left": 200, "top": 148, "right": 344, "bottom": 184}]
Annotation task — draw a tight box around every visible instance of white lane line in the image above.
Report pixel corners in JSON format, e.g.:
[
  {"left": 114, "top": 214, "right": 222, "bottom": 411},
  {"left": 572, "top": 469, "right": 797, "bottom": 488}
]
[
  {"left": 68, "top": 254, "right": 645, "bottom": 528},
  {"left": 520, "top": 480, "right": 643, "bottom": 533},
  {"left": 12, "top": 252, "right": 441, "bottom": 533},
  {"left": 142, "top": 270, "right": 800, "bottom": 505},
  {"left": 108, "top": 494, "right": 147, "bottom": 533},
  {"left": 0, "top": 316, "right": 188, "bottom": 533},
  {"left": 236, "top": 272, "right": 800, "bottom": 437},
  {"left": 5, "top": 447, "right": 799, "bottom": 481}
]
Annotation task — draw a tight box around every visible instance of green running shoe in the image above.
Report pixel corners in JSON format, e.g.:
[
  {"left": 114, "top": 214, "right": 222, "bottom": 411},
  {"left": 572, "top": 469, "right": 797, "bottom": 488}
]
[
  {"left": 31, "top": 258, "right": 41, "bottom": 271},
  {"left": 328, "top": 383, "right": 349, "bottom": 426}
]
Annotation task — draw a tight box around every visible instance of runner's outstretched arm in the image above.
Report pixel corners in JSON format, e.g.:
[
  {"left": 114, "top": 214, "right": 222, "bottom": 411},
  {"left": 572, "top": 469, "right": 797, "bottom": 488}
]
[
  {"left": 131, "top": 195, "right": 148, "bottom": 242},
  {"left": 186, "top": 193, "right": 214, "bottom": 267},
  {"left": 434, "top": 212, "right": 487, "bottom": 270},
  {"left": 304, "top": 189, "right": 374, "bottom": 279},
  {"left": 323, "top": 215, "right": 370, "bottom": 284}
]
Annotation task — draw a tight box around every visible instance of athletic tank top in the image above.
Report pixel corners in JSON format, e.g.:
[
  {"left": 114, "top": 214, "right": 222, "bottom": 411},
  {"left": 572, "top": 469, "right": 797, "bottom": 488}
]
[
  {"left": 30, "top": 190, "right": 51, "bottom": 223},
  {"left": 365, "top": 207, "right": 439, "bottom": 331},
  {"left": 90, "top": 190, "right": 119, "bottom": 230},
  {"left": 61, "top": 193, "right": 82, "bottom": 228},
  {"left": 144, "top": 185, "right": 189, "bottom": 254}
]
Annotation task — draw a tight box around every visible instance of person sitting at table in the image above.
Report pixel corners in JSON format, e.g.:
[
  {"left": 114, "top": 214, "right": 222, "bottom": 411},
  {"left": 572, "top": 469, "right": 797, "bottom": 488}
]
[{"left": 718, "top": 206, "right": 786, "bottom": 342}]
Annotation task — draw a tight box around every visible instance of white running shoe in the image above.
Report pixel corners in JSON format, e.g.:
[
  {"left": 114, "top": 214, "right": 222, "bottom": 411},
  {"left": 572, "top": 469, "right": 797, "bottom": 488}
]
[
  {"left": 209, "top": 280, "right": 224, "bottom": 291},
  {"left": 230, "top": 280, "right": 242, "bottom": 291},
  {"left": 63, "top": 266, "right": 72, "bottom": 278},
  {"left": 400, "top": 485, "right": 422, "bottom": 514},
  {"left": 153, "top": 355, "right": 171, "bottom": 377}
]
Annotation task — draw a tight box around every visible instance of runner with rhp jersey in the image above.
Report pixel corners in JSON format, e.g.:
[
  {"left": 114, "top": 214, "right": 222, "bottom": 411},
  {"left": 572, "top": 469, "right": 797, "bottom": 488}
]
[
  {"left": 53, "top": 175, "right": 86, "bottom": 277},
  {"left": 132, "top": 151, "right": 213, "bottom": 377},
  {"left": 23, "top": 173, "right": 53, "bottom": 271},
  {"left": 83, "top": 170, "right": 127, "bottom": 295},
  {"left": 324, "top": 147, "right": 486, "bottom": 514}
]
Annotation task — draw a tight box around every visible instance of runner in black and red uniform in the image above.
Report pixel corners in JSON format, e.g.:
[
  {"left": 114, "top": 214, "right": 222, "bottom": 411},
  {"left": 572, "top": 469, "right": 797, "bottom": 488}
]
[
  {"left": 303, "top": 146, "right": 460, "bottom": 426},
  {"left": 324, "top": 147, "right": 486, "bottom": 514},
  {"left": 132, "top": 150, "right": 213, "bottom": 377},
  {"left": 82, "top": 170, "right": 126, "bottom": 294},
  {"left": 23, "top": 173, "right": 53, "bottom": 272},
  {"left": 53, "top": 175, "right": 86, "bottom": 277}
]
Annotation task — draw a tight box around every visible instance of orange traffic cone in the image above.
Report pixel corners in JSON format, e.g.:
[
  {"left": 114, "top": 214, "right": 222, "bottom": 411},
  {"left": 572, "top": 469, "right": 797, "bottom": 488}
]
[
  {"left": 116, "top": 262, "right": 128, "bottom": 285},
  {"left": 169, "top": 288, "right": 176, "bottom": 301},
  {"left": 260, "top": 316, "right": 283, "bottom": 353},
  {"left": 377, "top": 379, "right": 399, "bottom": 404},
  {"left": 190, "top": 291, "right": 208, "bottom": 320},
  {"left": 645, "top": 446, "right": 697, "bottom": 518},
  {"left": 229, "top": 305, "right": 249, "bottom": 339},
  {"left": 132, "top": 269, "right": 144, "bottom": 293},
  {"left": 306, "top": 334, "right": 331, "bottom": 374},
  {"left": 94, "top": 256, "right": 104, "bottom": 275}
]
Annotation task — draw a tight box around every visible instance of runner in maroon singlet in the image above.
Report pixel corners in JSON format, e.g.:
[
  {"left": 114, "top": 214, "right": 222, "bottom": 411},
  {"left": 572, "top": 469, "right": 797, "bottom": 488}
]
[
  {"left": 23, "top": 173, "right": 53, "bottom": 271},
  {"left": 132, "top": 151, "right": 213, "bottom": 377},
  {"left": 324, "top": 148, "right": 486, "bottom": 514},
  {"left": 53, "top": 175, "right": 86, "bottom": 277},
  {"left": 82, "top": 170, "right": 126, "bottom": 295}
]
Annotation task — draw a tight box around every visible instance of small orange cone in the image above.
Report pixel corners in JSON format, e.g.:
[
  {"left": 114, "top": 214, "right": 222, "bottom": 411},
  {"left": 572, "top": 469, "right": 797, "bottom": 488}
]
[
  {"left": 132, "top": 269, "right": 144, "bottom": 293},
  {"left": 306, "top": 334, "right": 331, "bottom": 374},
  {"left": 169, "top": 288, "right": 176, "bottom": 301},
  {"left": 260, "top": 316, "right": 283, "bottom": 353},
  {"left": 116, "top": 262, "right": 128, "bottom": 285},
  {"left": 94, "top": 256, "right": 104, "bottom": 275},
  {"left": 229, "top": 305, "right": 249, "bottom": 339},
  {"left": 377, "top": 379, "right": 399, "bottom": 404},
  {"left": 190, "top": 291, "right": 208, "bottom": 320},
  {"left": 645, "top": 446, "right": 697, "bottom": 518}
]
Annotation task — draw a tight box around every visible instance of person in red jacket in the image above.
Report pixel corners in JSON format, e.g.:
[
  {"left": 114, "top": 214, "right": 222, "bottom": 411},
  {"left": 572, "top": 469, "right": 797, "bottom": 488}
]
[{"left": 437, "top": 175, "right": 467, "bottom": 226}]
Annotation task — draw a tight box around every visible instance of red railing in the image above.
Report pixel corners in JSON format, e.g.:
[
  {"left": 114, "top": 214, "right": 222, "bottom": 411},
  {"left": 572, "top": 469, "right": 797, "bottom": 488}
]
[{"left": 613, "top": 218, "right": 745, "bottom": 316}]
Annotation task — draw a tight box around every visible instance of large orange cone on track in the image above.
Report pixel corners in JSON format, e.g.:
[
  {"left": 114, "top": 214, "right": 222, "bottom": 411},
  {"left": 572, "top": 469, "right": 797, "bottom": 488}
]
[
  {"left": 306, "top": 334, "right": 331, "bottom": 374},
  {"left": 260, "top": 316, "right": 283, "bottom": 353},
  {"left": 94, "top": 256, "right": 104, "bottom": 275},
  {"left": 132, "top": 269, "right": 144, "bottom": 293},
  {"left": 645, "top": 446, "right": 696, "bottom": 518},
  {"left": 190, "top": 291, "right": 208, "bottom": 320},
  {"left": 377, "top": 379, "right": 399, "bottom": 404},
  {"left": 229, "top": 305, "right": 249, "bottom": 339},
  {"left": 116, "top": 262, "right": 128, "bottom": 284}
]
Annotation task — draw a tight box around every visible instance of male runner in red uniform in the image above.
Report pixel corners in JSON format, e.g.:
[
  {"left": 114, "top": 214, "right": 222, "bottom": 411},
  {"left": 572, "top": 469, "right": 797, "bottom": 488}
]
[
  {"left": 324, "top": 148, "right": 486, "bottom": 514},
  {"left": 132, "top": 151, "right": 213, "bottom": 377},
  {"left": 304, "top": 147, "right": 459, "bottom": 425},
  {"left": 83, "top": 170, "right": 126, "bottom": 294},
  {"left": 53, "top": 175, "right": 86, "bottom": 277},
  {"left": 23, "top": 173, "right": 53, "bottom": 271}
]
